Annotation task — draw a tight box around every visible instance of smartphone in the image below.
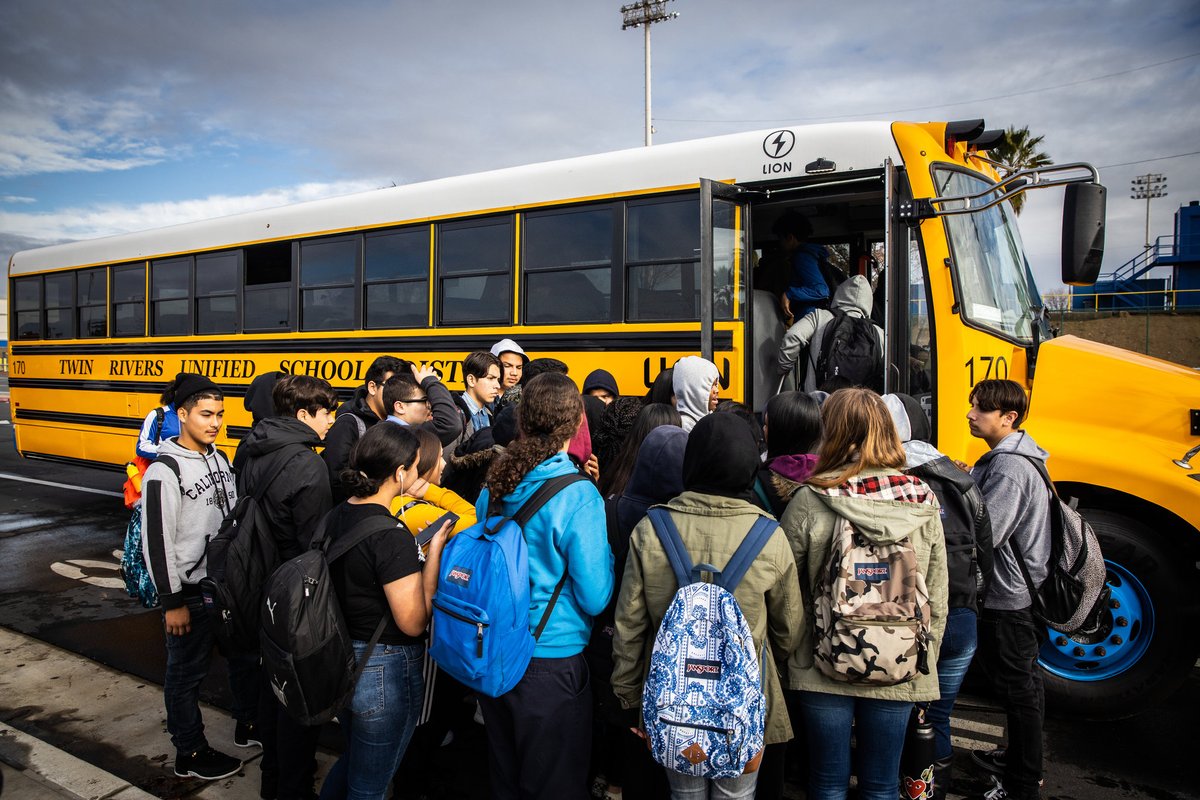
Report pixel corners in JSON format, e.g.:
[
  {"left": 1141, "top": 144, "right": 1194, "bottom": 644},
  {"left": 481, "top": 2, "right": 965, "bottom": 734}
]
[{"left": 416, "top": 510, "right": 459, "bottom": 548}]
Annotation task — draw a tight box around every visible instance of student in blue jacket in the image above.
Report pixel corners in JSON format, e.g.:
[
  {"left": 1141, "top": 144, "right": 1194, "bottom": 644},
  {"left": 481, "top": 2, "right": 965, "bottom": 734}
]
[{"left": 476, "top": 372, "right": 615, "bottom": 800}]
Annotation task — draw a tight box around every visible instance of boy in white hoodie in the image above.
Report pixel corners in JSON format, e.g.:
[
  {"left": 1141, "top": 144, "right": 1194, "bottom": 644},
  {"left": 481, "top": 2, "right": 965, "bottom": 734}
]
[{"left": 141, "top": 373, "right": 256, "bottom": 781}]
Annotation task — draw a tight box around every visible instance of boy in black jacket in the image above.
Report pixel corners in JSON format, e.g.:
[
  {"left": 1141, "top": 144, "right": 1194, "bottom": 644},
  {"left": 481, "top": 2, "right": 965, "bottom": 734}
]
[
  {"left": 322, "top": 355, "right": 405, "bottom": 503},
  {"left": 233, "top": 373, "right": 338, "bottom": 800}
]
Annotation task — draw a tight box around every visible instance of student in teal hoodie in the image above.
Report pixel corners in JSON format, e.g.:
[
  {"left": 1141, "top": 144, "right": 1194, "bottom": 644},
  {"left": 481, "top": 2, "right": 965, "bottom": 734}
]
[{"left": 476, "top": 371, "right": 614, "bottom": 800}]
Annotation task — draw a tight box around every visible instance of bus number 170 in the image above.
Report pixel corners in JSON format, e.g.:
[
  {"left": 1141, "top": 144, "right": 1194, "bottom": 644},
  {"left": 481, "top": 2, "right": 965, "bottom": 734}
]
[{"left": 965, "top": 355, "right": 1008, "bottom": 386}]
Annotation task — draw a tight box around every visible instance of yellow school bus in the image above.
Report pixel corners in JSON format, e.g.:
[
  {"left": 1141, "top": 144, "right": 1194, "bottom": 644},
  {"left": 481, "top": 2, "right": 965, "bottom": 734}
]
[{"left": 8, "top": 119, "right": 1199, "bottom": 718}]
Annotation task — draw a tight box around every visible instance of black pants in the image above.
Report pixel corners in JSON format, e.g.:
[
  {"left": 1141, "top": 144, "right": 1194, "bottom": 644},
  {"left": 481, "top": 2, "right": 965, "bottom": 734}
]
[
  {"left": 978, "top": 607, "right": 1045, "bottom": 799},
  {"left": 258, "top": 670, "right": 321, "bottom": 800},
  {"left": 479, "top": 653, "right": 592, "bottom": 800}
]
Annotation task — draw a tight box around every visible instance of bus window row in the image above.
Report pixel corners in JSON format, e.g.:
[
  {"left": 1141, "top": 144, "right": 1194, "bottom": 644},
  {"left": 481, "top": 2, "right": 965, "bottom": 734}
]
[{"left": 10, "top": 194, "right": 744, "bottom": 340}]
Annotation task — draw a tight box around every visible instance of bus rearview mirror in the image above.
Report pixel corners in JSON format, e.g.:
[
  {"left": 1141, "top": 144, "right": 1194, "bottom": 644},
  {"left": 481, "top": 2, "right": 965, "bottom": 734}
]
[{"left": 1062, "top": 182, "right": 1106, "bottom": 286}]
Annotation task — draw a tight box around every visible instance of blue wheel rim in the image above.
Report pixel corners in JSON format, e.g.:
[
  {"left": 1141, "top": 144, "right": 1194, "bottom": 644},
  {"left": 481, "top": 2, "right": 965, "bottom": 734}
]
[{"left": 1038, "top": 560, "right": 1154, "bottom": 682}]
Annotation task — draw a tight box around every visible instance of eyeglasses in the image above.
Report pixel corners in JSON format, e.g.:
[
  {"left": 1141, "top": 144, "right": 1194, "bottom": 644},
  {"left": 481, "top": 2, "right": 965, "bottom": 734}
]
[{"left": 398, "top": 396, "right": 430, "bottom": 405}]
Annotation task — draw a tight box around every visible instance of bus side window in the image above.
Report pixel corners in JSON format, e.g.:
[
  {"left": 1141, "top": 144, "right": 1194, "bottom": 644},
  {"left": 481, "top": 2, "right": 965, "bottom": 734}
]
[
  {"left": 151, "top": 257, "right": 191, "bottom": 336},
  {"left": 13, "top": 276, "right": 43, "bottom": 340},
  {"left": 78, "top": 267, "right": 107, "bottom": 338},
  {"left": 300, "top": 236, "right": 358, "bottom": 331},
  {"left": 364, "top": 226, "right": 429, "bottom": 329},
  {"left": 438, "top": 217, "right": 512, "bottom": 325},
  {"left": 523, "top": 204, "right": 614, "bottom": 325},
  {"left": 626, "top": 197, "right": 701, "bottom": 322},
  {"left": 244, "top": 241, "right": 293, "bottom": 332},
  {"left": 111, "top": 263, "right": 146, "bottom": 338}
]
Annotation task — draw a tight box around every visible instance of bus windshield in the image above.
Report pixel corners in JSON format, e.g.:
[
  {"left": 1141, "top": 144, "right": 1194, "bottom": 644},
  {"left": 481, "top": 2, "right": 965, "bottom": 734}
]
[{"left": 935, "top": 168, "right": 1040, "bottom": 342}]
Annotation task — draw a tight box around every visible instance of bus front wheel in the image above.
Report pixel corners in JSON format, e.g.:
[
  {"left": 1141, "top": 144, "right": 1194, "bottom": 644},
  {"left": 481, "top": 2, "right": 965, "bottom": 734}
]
[{"left": 1038, "top": 509, "right": 1198, "bottom": 720}]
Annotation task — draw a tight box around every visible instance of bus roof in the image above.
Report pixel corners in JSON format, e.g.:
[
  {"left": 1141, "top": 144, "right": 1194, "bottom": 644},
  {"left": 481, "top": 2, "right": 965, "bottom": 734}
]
[{"left": 9, "top": 121, "right": 901, "bottom": 276}]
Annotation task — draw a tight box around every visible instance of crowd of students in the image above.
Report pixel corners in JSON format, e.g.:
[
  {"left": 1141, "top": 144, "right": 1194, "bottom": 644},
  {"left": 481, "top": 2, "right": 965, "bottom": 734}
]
[{"left": 136, "top": 338, "right": 1053, "bottom": 800}]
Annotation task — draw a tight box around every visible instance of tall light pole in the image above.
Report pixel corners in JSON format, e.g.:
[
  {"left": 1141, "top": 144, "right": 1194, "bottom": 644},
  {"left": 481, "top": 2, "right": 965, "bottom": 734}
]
[
  {"left": 620, "top": 0, "right": 679, "bottom": 147},
  {"left": 1131, "top": 173, "right": 1168, "bottom": 251}
]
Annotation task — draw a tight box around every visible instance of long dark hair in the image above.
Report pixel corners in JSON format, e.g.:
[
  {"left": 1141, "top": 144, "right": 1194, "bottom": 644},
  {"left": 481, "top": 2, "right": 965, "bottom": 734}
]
[
  {"left": 598, "top": 402, "right": 682, "bottom": 499},
  {"left": 486, "top": 373, "right": 582, "bottom": 498},
  {"left": 412, "top": 427, "right": 443, "bottom": 481},
  {"left": 765, "top": 391, "right": 822, "bottom": 459},
  {"left": 808, "top": 388, "right": 905, "bottom": 488},
  {"left": 339, "top": 424, "right": 420, "bottom": 498}
]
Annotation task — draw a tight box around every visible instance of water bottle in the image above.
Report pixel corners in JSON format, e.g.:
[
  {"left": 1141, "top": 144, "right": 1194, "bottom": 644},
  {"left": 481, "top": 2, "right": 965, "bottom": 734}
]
[{"left": 900, "top": 707, "right": 936, "bottom": 800}]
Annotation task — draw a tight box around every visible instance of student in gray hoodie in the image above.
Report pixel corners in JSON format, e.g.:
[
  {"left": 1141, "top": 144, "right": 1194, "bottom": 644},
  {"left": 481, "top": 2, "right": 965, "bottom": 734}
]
[
  {"left": 776, "top": 274, "right": 884, "bottom": 393},
  {"left": 965, "top": 379, "right": 1051, "bottom": 800},
  {"left": 671, "top": 355, "right": 720, "bottom": 433},
  {"left": 141, "top": 373, "right": 256, "bottom": 781}
]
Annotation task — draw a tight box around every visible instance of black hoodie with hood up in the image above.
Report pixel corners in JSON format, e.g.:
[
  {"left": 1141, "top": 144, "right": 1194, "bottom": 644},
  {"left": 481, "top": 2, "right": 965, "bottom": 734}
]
[{"left": 233, "top": 415, "right": 331, "bottom": 560}]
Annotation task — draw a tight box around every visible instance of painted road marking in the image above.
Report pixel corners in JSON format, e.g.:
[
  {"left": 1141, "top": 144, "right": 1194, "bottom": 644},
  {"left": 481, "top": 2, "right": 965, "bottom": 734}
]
[
  {"left": 50, "top": 558, "right": 126, "bottom": 589},
  {"left": 0, "top": 472, "right": 123, "bottom": 498}
]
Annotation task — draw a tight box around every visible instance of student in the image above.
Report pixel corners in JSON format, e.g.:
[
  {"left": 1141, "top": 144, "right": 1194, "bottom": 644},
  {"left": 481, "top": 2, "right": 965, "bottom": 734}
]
[
  {"left": 140, "top": 373, "right": 256, "bottom": 781},
  {"left": 491, "top": 337, "right": 528, "bottom": 412},
  {"left": 671, "top": 356, "right": 720, "bottom": 433},
  {"left": 596, "top": 402, "right": 681, "bottom": 501},
  {"left": 757, "top": 391, "right": 823, "bottom": 518},
  {"left": 780, "top": 388, "right": 947, "bottom": 800},
  {"left": 390, "top": 427, "right": 477, "bottom": 537},
  {"left": 772, "top": 209, "right": 830, "bottom": 321},
  {"left": 476, "top": 372, "right": 614, "bottom": 800},
  {"left": 646, "top": 367, "right": 675, "bottom": 407},
  {"left": 232, "top": 373, "right": 338, "bottom": 800},
  {"left": 318, "top": 424, "right": 451, "bottom": 800},
  {"left": 380, "top": 364, "right": 463, "bottom": 447},
  {"left": 611, "top": 413, "right": 802, "bottom": 800},
  {"left": 135, "top": 378, "right": 181, "bottom": 459},
  {"left": 966, "top": 380, "right": 1051, "bottom": 800},
  {"left": 323, "top": 355, "right": 407, "bottom": 503},
  {"left": 777, "top": 274, "right": 884, "bottom": 394},
  {"left": 886, "top": 393, "right": 993, "bottom": 799},
  {"left": 582, "top": 369, "right": 621, "bottom": 405},
  {"left": 453, "top": 351, "right": 504, "bottom": 439}
]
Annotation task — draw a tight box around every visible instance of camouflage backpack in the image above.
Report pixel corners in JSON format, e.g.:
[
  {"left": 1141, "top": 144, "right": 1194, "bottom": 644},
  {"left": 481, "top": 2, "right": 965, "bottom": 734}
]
[{"left": 813, "top": 517, "right": 931, "bottom": 685}]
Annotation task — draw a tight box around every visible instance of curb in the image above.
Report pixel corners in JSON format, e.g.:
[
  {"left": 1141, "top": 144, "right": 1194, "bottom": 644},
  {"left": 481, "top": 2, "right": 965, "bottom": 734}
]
[{"left": 0, "top": 720, "right": 158, "bottom": 800}]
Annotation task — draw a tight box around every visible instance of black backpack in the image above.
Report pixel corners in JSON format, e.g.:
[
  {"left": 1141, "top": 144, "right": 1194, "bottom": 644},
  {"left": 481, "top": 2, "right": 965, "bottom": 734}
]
[
  {"left": 906, "top": 456, "right": 994, "bottom": 613},
  {"left": 259, "top": 511, "right": 399, "bottom": 725},
  {"left": 200, "top": 445, "right": 303, "bottom": 655},
  {"left": 813, "top": 309, "right": 884, "bottom": 391}
]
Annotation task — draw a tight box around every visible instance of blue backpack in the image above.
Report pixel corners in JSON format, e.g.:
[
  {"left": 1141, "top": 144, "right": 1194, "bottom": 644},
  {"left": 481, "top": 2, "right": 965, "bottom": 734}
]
[
  {"left": 429, "top": 474, "right": 586, "bottom": 698},
  {"left": 641, "top": 507, "right": 777, "bottom": 779}
]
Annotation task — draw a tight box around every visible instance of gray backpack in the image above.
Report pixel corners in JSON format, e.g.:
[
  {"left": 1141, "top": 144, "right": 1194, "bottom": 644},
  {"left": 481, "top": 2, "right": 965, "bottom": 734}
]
[{"left": 1005, "top": 454, "right": 1109, "bottom": 635}]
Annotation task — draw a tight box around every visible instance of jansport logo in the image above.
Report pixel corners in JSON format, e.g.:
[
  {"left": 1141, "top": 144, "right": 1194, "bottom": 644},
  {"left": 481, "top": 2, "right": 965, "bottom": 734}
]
[
  {"left": 684, "top": 658, "right": 722, "bottom": 680},
  {"left": 447, "top": 566, "right": 472, "bottom": 587},
  {"left": 855, "top": 563, "right": 890, "bottom": 582}
]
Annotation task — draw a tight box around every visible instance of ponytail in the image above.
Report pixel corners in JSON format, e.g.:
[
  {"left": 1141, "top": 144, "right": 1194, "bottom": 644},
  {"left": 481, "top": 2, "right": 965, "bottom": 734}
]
[{"left": 485, "top": 373, "right": 582, "bottom": 498}]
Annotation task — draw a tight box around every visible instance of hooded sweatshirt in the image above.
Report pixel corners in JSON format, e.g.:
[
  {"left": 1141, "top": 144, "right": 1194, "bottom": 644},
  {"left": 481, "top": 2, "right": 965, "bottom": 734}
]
[
  {"left": 777, "top": 275, "right": 884, "bottom": 393},
  {"left": 780, "top": 467, "right": 947, "bottom": 701},
  {"left": 477, "top": 451, "right": 614, "bottom": 658},
  {"left": 140, "top": 438, "right": 237, "bottom": 609},
  {"left": 232, "top": 415, "right": 331, "bottom": 560},
  {"left": 882, "top": 393, "right": 943, "bottom": 469},
  {"left": 971, "top": 430, "right": 1052, "bottom": 611},
  {"left": 672, "top": 356, "right": 720, "bottom": 433}
]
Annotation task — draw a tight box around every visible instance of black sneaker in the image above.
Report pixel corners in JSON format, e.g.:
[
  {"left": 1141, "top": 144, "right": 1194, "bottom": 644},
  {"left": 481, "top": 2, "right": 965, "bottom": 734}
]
[
  {"left": 971, "top": 747, "right": 1006, "bottom": 775},
  {"left": 234, "top": 720, "right": 262, "bottom": 748},
  {"left": 174, "top": 746, "right": 242, "bottom": 780}
]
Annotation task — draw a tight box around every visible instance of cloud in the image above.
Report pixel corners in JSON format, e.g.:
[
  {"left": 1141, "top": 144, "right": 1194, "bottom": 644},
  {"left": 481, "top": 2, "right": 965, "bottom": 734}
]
[{"left": 0, "top": 178, "right": 386, "bottom": 247}]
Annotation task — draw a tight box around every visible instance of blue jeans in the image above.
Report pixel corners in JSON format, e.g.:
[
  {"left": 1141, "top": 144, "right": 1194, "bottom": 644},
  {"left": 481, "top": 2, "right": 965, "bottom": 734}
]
[
  {"left": 924, "top": 607, "right": 978, "bottom": 761},
  {"left": 799, "top": 691, "right": 912, "bottom": 800},
  {"left": 163, "top": 594, "right": 258, "bottom": 753},
  {"left": 319, "top": 641, "right": 425, "bottom": 800},
  {"left": 664, "top": 769, "right": 758, "bottom": 799}
]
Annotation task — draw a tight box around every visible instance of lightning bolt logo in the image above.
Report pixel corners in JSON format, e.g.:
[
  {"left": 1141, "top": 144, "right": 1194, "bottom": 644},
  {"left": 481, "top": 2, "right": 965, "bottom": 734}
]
[{"left": 763, "top": 130, "right": 795, "bottom": 159}]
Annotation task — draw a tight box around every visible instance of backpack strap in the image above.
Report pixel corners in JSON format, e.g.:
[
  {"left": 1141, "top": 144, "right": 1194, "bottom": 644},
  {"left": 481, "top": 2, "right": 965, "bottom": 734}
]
[
  {"left": 507, "top": 473, "right": 588, "bottom": 641},
  {"left": 646, "top": 507, "right": 694, "bottom": 588},
  {"left": 717, "top": 516, "right": 780, "bottom": 592},
  {"left": 994, "top": 452, "right": 1061, "bottom": 616},
  {"left": 152, "top": 406, "right": 166, "bottom": 444}
]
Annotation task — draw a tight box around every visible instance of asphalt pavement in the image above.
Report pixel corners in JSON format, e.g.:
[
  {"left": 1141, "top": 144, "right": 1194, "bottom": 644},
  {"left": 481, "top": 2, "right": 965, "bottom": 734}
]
[{"left": 0, "top": 388, "right": 1193, "bottom": 799}]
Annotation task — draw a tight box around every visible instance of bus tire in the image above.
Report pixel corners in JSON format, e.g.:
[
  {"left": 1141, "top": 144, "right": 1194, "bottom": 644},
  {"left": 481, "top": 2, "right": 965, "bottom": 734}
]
[{"left": 1038, "top": 509, "right": 1199, "bottom": 720}]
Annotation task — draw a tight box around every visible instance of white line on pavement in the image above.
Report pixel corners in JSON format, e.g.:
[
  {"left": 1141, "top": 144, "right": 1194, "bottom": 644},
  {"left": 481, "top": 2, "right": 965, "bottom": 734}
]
[
  {"left": 0, "top": 472, "right": 123, "bottom": 498},
  {"left": 950, "top": 717, "right": 1007, "bottom": 738}
]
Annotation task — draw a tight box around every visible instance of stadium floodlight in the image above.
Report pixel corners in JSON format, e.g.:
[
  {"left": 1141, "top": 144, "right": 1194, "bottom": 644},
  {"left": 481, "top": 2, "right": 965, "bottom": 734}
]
[
  {"left": 1130, "top": 173, "right": 1167, "bottom": 250},
  {"left": 620, "top": 0, "right": 679, "bottom": 147}
]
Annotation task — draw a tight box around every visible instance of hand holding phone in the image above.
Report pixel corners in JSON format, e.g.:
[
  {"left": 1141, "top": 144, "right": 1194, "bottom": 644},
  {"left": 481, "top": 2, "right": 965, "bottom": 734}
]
[{"left": 416, "top": 510, "right": 458, "bottom": 549}]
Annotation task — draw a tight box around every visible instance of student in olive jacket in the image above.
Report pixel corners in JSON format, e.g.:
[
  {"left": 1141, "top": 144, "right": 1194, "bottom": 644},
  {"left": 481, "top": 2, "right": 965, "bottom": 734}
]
[
  {"left": 612, "top": 413, "right": 802, "bottom": 800},
  {"left": 780, "top": 388, "right": 947, "bottom": 800}
]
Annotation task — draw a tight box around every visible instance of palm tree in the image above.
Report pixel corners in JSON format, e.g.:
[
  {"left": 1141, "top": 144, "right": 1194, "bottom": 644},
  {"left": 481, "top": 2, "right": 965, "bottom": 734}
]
[{"left": 988, "top": 126, "right": 1053, "bottom": 215}]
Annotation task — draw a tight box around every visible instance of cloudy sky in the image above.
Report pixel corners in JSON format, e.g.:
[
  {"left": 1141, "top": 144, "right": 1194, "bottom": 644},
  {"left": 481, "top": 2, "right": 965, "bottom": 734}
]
[{"left": 2, "top": 0, "right": 1198, "bottom": 299}]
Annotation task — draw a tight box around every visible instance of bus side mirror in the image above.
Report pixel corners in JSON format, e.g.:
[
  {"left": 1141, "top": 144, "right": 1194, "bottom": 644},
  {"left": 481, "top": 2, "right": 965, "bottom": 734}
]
[{"left": 1062, "top": 182, "right": 1106, "bottom": 286}]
